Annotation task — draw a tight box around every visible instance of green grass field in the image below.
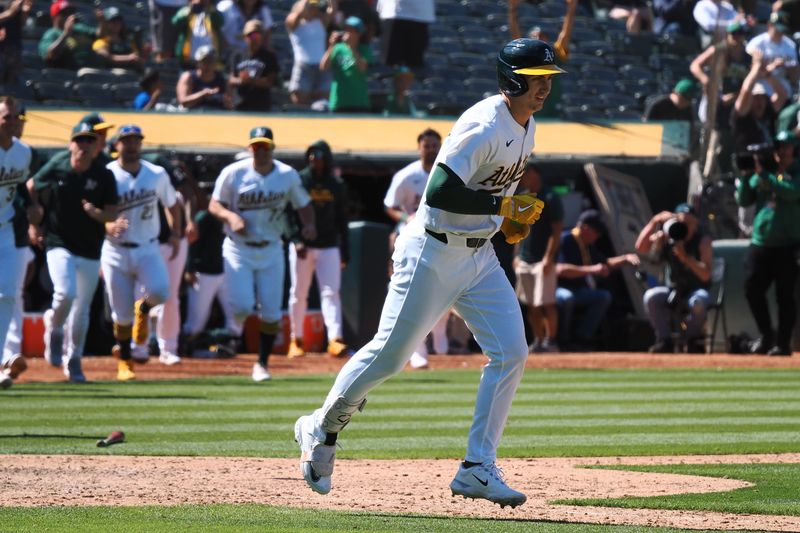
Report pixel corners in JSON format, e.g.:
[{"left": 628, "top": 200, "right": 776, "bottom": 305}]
[{"left": 2, "top": 367, "right": 800, "bottom": 532}]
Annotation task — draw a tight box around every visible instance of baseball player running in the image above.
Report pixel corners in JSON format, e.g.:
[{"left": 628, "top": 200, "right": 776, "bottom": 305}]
[
  {"left": 0, "top": 97, "right": 34, "bottom": 390},
  {"left": 287, "top": 140, "right": 350, "bottom": 359},
  {"left": 295, "top": 38, "right": 560, "bottom": 507},
  {"left": 28, "top": 122, "right": 119, "bottom": 382},
  {"left": 210, "top": 127, "right": 316, "bottom": 382},
  {"left": 103, "top": 125, "right": 180, "bottom": 381},
  {"left": 383, "top": 128, "right": 450, "bottom": 369}
]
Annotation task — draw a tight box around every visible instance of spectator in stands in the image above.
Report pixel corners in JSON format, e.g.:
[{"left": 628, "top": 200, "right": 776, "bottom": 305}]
[
  {"left": 39, "top": 0, "right": 103, "bottom": 71},
  {"left": 556, "top": 210, "right": 640, "bottom": 350},
  {"left": 736, "top": 130, "right": 800, "bottom": 356},
  {"left": 643, "top": 78, "right": 697, "bottom": 123},
  {"left": 731, "top": 51, "right": 779, "bottom": 178},
  {"left": 635, "top": 204, "right": 713, "bottom": 354},
  {"left": 514, "top": 158, "right": 563, "bottom": 353},
  {"left": 287, "top": 140, "right": 351, "bottom": 360},
  {"left": 377, "top": 0, "right": 434, "bottom": 69},
  {"left": 321, "top": 16, "right": 372, "bottom": 113},
  {"left": 652, "top": 0, "right": 698, "bottom": 36},
  {"left": 150, "top": 0, "right": 183, "bottom": 62},
  {"left": 508, "top": 0, "right": 576, "bottom": 118},
  {"left": 690, "top": 19, "right": 750, "bottom": 126},
  {"left": 693, "top": 0, "right": 738, "bottom": 43},
  {"left": 609, "top": 0, "right": 653, "bottom": 34},
  {"left": 382, "top": 66, "right": 417, "bottom": 116},
  {"left": 177, "top": 45, "right": 233, "bottom": 109},
  {"left": 773, "top": 0, "right": 800, "bottom": 34},
  {"left": 228, "top": 19, "right": 279, "bottom": 111},
  {"left": 745, "top": 10, "right": 798, "bottom": 110},
  {"left": 217, "top": 0, "right": 273, "bottom": 60},
  {"left": 134, "top": 69, "right": 163, "bottom": 110},
  {"left": 172, "top": 0, "right": 225, "bottom": 68},
  {"left": 93, "top": 6, "right": 145, "bottom": 72},
  {"left": 286, "top": 0, "right": 334, "bottom": 106},
  {"left": 0, "top": 0, "right": 32, "bottom": 84}
]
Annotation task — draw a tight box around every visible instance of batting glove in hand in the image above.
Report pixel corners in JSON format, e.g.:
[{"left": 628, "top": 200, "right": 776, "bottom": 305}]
[
  {"left": 500, "top": 218, "right": 530, "bottom": 244},
  {"left": 498, "top": 193, "right": 544, "bottom": 224}
]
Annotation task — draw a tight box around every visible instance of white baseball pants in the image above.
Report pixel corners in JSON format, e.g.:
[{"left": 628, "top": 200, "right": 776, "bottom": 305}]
[
  {"left": 288, "top": 244, "right": 343, "bottom": 341},
  {"left": 222, "top": 238, "right": 283, "bottom": 327},
  {"left": 183, "top": 272, "right": 239, "bottom": 336},
  {"left": 318, "top": 230, "right": 528, "bottom": 464},
  {"left": 0, "top": 225, "right": 21, "bottom": 362},
  {"left": 46, "top": 247, "right": 101, "bottom": 361},
  {"left": 155, "top": 238, "right": 188, "bottom": 354},
  {"left": 413, "top": 311, "right": 450, "bottom": 359},
  {"left": 101, "top": 241, "right": 169, "bottom": 325},
  {"left": 2, "top": 245, "right": 33, "bottom": 363}
]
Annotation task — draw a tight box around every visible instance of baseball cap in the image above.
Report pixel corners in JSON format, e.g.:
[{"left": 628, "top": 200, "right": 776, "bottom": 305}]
[
  {"left": 675, "top": 202, "right": 696, "bottom": 215},
  {"left": 769, "top": 11, "right": 789, "bottom": 32},
  {"left": 727, "top": 20, "right": 747, "bottom": 34},
  {"left": 103, "top": 6, "right": 122, "bottom": 20},
  {"left": 50, "top": 0, "right": 74, "bottom": 18},
  {"left": 243, "top": 19, "right": 263, "bottom": 36},
  {"left": 344, "top": 16, "right": 365, "bottom": 34},
  {"left": 577, "top": 209, "right": 606, "bottom": 234},
  {"left": 249, "top": 126, "right": 274, "bottom": 145},
  {"left": 194, "top": 45, "right": 216, "bottom": 62},
  {"left": 116, "top": 124, "right": 144, "bottom": 140},
  {"left": 674, "top": 78, "right": 696, "bottom": 98},
  {"left": 71, "top": 122, "right": 97, "bottom": 141},
  {"left": 80, "top": 112, "right": 114, "bottom": 131},
  {"left": 751, "top": 80, "right": 770, "bottom": 96}
]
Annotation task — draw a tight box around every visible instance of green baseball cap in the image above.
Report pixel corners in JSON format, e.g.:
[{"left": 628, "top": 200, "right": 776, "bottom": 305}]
[
  {"left": 71, "top": 122, "right": 98, "bottom": 141},
  {"left": 80, "top": 112, "right": 114, "bottom": 131},
  {"left": 249, "top": 126, "right": 274, "bottom": 145},
  {"left": 674, "top": 78, "right": 696, "bottom": 98},
  {"left": 769, "top": 11, "right": 789, "bottom": 32}
]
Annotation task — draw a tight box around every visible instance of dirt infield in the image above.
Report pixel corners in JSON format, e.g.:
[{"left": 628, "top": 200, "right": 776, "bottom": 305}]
[
  {"left": 14, "top": 350, "right": 800, "bottom": 383},
  {"left": 3, "top": 453, "right": 800, "bottom": 531},
  {"left": 8, "top": 352, "right": 800, "bottom": 530}
]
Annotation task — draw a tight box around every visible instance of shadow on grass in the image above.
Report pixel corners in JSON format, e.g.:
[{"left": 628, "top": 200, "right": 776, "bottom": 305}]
[{"left": 5, "top": 394, "right": 206, "bottom": 400}]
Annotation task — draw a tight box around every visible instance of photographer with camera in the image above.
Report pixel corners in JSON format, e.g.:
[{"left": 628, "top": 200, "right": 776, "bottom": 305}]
[
  {"left": 735, "top": 129, "right": 800, "bottom": 356},
  {"left": 636, "top": 204, "right": 713, "bottom": 353}
]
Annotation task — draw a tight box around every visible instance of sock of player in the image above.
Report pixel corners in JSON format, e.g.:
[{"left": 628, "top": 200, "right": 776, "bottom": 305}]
[
  {"left": 258, "top": 332, "right": 275, "bottom": 367},
  {"left": 114, "top": 323, "right": 133, "bottom": 360}
]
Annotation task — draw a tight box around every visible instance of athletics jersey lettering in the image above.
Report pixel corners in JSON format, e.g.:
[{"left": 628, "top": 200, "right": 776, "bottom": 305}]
[
  {"left": 476, "top": 154, "right": 527, "bottom": 193},
  {"left": 0, "top": 138, "right": 32, "bottom": 225},
  {"left": 118, "top": 189, "right": 158, "bottom": 211},
  {"left": 238, "top": 189, "right": 286, "bottom": 211},
  {"left": 0, "top": 166, "right": 26, "bottom": 185}
]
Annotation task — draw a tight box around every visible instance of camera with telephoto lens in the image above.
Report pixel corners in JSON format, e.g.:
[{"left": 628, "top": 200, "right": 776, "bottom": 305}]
[
  {"left": 745, "top": 142, "right": 778, "bottom": 174},
  {"left": 663, "top": 218, "right": 688, "bottom": 243}
]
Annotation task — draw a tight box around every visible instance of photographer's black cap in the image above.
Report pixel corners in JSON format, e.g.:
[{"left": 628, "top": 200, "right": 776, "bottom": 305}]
[{"left": 577, "top": 209, "right": 606, "bottom": 234}]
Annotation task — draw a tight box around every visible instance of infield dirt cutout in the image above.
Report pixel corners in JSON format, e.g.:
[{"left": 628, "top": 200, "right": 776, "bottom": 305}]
[{"left": 8, "top": 352, "right": 800, "bottom": 530}]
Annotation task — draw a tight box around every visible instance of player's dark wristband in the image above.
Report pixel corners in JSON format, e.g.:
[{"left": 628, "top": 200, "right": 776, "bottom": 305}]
[{"left": 425, "top": 164, "right": 500, "bottom": 215}]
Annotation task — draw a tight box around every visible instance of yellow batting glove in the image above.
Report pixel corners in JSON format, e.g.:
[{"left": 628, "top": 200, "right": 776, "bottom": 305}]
[
  {"left": 500, "top": 218, "right": 530, "bottom": 244},
  {"left": 498, "top": 193, "right": 545, "bottom": 224}
]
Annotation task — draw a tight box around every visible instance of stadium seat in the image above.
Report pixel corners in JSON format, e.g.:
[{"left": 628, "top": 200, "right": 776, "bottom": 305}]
[
  {"left": 464, "top": 78, "right": 497, "bottom": 95},
  {"left": 1, "top": 82, "right": 36, "bottom": 101},
  {"left": 74, "top": 83, "right": 118, "bottom": 107},
  {"left": 563, "top": 106, "right": 607, "bottom": 122},
  {"left": 577, "top": 79, "right": 617, "bottom": 95},
  {"left": 77, "top": 71, "right": 118, "bottom": 85},
  {"left": 462, "top": 37, "right": 498, "bottom": 55},
  {"left": 606, "top": 108, "right": 644, "bottom": 120},
  {"left": 426, "top": 100, "right": 466, "bottom": 116},
  {"left": 40, "top": 68, "right": 77, "bottom": 84},
  {"left": 113, "top": 82, "right": 141, "bottom": 104},
  {"left": 457, "top": 23, "right": 496, "bottom": 42},
  {"left": 34, "top": 80, "right": 75, "bottom": 102},
  {"left": 600, "top": 93, "right": 641, "bottom": 109},
  {"left": 579, "top": 64, "right": 618, "bottom": 79},
  {"left": 562, "top": 93, "right": 601, "bottom": 109}
]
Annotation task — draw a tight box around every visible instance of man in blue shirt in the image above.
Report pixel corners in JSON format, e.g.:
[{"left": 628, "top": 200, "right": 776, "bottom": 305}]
[{"left": 556, "top": 209, "right": 639, "bottom": 350}]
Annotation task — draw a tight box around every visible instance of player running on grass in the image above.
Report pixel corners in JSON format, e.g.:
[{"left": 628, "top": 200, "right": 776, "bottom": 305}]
[{"left": 295, "top": 38, "right": 562, "bottom": 507}]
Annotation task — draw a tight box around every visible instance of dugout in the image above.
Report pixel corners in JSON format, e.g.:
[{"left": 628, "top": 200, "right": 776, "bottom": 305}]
[{"left": 22, "top": 110, "right": 694, "bottom": 353}]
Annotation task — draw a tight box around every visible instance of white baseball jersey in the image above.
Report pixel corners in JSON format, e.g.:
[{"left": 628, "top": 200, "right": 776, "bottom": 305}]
[
  {"left": 416, "top": 94, "right": 535, "bottom": 238},
  {"left": 106, "top": 159, "right": 178, "bottom": 245},
  {"left": 383, "top": 159, "right": 428, "bottom": 216},
  {"left": 746, "top": 33, "right": 798, "bottom": 79},
  {"left": 0, "top": 138, "right": 32, "bottom": 225},
  {"left": 212, "top": 158, "right": 311, "bottom": 244}
]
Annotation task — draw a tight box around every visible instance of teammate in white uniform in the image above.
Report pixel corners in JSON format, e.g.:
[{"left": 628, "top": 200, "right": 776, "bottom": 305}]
[
  {"left": 103, "top": 125, "right": 180, "bottom": 381},
  {"left": 210, "top": 127, "right": 316, "bottom": 382},
  {"left": 383, "top": 128, "right": 449, "bottom": 369},
  {"left": 295, "top": 39, "right": 559, "bottom": 507},
  {"left": 0, "top": 97, "right": 34, "bottom": 390}
]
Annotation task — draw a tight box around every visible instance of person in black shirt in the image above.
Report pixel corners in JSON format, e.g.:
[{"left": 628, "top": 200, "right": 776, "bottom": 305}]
[
  {"left": 177, "top": 45, "right": 233, "bottom": 110},
  {"left": 229, "top": 19, "right": 279, "bottom": 112},
  {"left": 513, "top": 159, "right": 564, "bottom": 353},
  {"left": 643, "top": 78, "right": 696, "bottom": 122},
  {"left": 287, "top": 140, "right": 350, "bottom": 359},
  {"left": 635, "top": 203, "right": 713, "bottom": 353},
  {"left": 27, "top": 123, "right": 118, "bottom": 382},
  {"left": 0, "top": 0, "right": 31, "bottom": 83}
]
